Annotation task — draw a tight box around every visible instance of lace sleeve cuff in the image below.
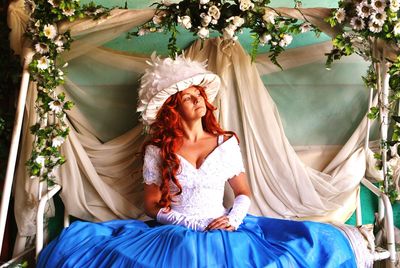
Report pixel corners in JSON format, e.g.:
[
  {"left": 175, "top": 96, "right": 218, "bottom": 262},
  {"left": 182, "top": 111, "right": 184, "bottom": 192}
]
[{"left": 143, "top": 145, "right": 162, "bottom": 186}]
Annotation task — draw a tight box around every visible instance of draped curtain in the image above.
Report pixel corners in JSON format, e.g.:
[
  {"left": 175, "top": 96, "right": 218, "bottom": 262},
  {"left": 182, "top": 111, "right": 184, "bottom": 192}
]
[{"left": 8, "top": 2, "right": 381, "bottom": 236}]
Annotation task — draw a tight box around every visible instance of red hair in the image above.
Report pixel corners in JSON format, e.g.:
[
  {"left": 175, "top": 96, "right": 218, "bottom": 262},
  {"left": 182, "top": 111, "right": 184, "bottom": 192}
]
[{"left": 143, "top": 86, "right": 234, "bottom": 209}]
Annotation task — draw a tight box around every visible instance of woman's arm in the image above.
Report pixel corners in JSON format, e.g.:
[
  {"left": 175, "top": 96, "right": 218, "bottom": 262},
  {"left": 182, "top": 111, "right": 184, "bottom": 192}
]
[
  {"left": 228, "top": 172, "right": 252, "bottom": 198},
  {"left": 144, "top": 183, "right": 163, "bottom": 219},
  {"left": 206, "top": 172, "right": 252, "bottom": 231},
  {"left": 144, "top": 183, "right": 211, "bottom": 231}
]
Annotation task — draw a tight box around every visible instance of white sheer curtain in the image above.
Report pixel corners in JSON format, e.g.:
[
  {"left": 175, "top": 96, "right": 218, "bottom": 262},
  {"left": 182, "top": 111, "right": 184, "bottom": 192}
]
[{"left": 8, "top": 2, "right": 380, "bottom": 236}]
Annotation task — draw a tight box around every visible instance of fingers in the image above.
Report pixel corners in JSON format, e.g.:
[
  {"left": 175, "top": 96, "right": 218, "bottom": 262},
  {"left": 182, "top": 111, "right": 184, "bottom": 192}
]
[
  {"left": 205, "top": 216, "right": 234, "bottom": 231},
  {"left": 206, "top": 215, "right": 227, "bottom": 230}
]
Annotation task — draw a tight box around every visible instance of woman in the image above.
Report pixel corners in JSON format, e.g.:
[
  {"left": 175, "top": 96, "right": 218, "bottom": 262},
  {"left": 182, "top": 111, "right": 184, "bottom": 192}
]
[{"left": 37, "top": 54, "right": 357, "bottom": 267}]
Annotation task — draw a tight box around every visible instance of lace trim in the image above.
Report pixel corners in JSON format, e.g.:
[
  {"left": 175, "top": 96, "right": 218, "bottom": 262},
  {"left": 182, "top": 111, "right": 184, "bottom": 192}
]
[{"left": 143, "top": 145, "right": 162, "bottom": 186}]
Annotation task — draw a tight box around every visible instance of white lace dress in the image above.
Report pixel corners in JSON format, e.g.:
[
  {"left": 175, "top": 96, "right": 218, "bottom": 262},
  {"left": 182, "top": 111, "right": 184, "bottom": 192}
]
[
  {"left": 38, "top": 137, "right": 358, "bottom": 268},
  {"left": 143, "top": 136, "right": 245, "bottom": 223}
]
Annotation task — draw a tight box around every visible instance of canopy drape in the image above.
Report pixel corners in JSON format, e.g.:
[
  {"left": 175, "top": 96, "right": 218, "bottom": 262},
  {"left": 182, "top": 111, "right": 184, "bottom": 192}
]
[{"left": 8, "top": 2, "right": 380, "bottom": 236}]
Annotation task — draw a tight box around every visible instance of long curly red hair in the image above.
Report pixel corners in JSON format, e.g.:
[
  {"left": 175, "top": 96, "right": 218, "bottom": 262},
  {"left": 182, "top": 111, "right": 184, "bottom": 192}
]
[{"left": 143, "top": 86, "right": 234, "bottom": 209}]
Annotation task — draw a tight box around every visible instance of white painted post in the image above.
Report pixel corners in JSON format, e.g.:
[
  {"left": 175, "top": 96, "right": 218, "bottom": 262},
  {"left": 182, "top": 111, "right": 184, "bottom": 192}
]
[{"left": 0, "top": 50, "right": 34, "bottom": 254}]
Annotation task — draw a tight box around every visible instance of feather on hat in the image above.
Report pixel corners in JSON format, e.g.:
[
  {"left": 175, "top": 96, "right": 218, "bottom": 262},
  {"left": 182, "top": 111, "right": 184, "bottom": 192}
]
[{"left": 137, "top": 53, "right": 221, "bottom": 126}]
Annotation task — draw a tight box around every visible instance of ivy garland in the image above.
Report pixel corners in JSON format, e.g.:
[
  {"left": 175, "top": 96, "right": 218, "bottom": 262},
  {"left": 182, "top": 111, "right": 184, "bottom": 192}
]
[
  {"left": 326, "top": 0, "right": 400, "bottom": 202},
  {"left": 130, "top": 0, "right": 320, "bottom": 66},
  {"left": 24, "top": 0, "right": 110, "bottom": 186}
]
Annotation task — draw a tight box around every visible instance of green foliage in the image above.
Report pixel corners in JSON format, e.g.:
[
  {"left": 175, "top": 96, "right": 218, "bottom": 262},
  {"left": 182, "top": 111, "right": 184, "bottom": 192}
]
[
  {"left": 367, "top": 106, "right": 379, "bottom": 120},
  {"left": 25, "top": 0, "right": 110, "bottom": 186},
  {"left": 132, "top": 0, "right": 320, "bottom": 64},
  {"left": 326, "top": 0, "right": 400, "bottom": 202},
  {"left": 9, "top": 260, "right": 28, "bottom": 268},
  {"left": 362, "top": 65, "right": 377, "bottom": 89}
]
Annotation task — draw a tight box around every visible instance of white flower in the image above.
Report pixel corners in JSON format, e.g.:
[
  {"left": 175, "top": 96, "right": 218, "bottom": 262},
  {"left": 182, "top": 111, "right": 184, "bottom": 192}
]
[
  {"left": 394, "top": 22, "right": 400, "bottom": 35},
  {"left": 390, "top": 0, "right": 400, "bottom": 12},
  {"left": 200, "top": 13, "right": 212, "bottom": 26},
  {"left": 37, "top": 56, "right": 50, "bottom": 70},
  {"left": 263, "top": 10, "right": 276, "bottom": 24},
  {"left": 62, "top": 7, "right": 75, "bottom": 16},
  {"left": 350, "top": 17, "right": 366, "bottom": 30},
  {"left": 35, "top": 20, "right": 40, "bottom": 28},
  {"left": 137, "top": 28, "right": 148, "bottom": 36},
  {"left": 370, "top": 11, "right": 387, "bottom": 26},
  {"left": 197, "top": 27, "right": 209, "bottom": 39},
  {"left": 49, "top": 99, "right": 64, "bottom": 113},
  {"left": 93, "top": 8, "right": 105, "bottom": 15},
  {"left": 227, "top": 16, "right": 245, "bottom": 27},
  {"left": 222, "top": 24, "right": 237, "bottom": 39},
  {"left": 52, "top": 136, "right": 65, "bottom": 147},
  {"left": 50, "top": 155, "right": 61, "bottom": 164},
  {"left": 335, "top": 8, "right": 346, "bottom": 23},
  {"left": 259, "top": 33, "right": 272, "bottom": 44},
  {"left": 54, "top": 35, "right": 65, "bottom": 53},
  {"left": 35, "top": 43, "right": 49, "bottom": 54},
  {"left": 208, "top": 5, "right": 220, "bottom": 20},
  {"left": 54, "top": 36, "right": 63, "bottom": 47},
  {"left": 48, "top": 0, "right": 60, "bottom": 7},
  {"left": 211, "top": 19, "right": 218, "bottom": 25},
  {"left": 177, "top": 16, "right": 192, "bottom": 29},
  {"left": 371, "top": 0, "right": 386, "bottom": 12},
  {"left": 153, "top": 15, "right": 163, "bottom": 25},
  {"left": 200, "top": 0, "right": 210, "bottom": 4},
  {"left": 43, "top": 24, "right": 57, "bottom": 40},
  {"left": 56, "top": 46, "right": 64, "bottom": 53},
  {"left": 299, "top": 22, "right": 312, "bottom": 33},
  {"left": 58, "top": 69, "right": 64, "bottom": 79},
  {"left": 35, "top": 156, "right": 46, "bottom": 166},
  {"left": 279, "top": 34, "right": 293, "bottom": 47},
  {"left": 368, "top": 20, "right": 383, "bottom": 32},
  {"left": 357, "top": 2, "right": 372, "bottom": 18},
  {"left": 161, "top": 0, "right": 172, "bottom": 6},
  {"left": 239, "top": 0, "right": 254, "bottom": 11}
]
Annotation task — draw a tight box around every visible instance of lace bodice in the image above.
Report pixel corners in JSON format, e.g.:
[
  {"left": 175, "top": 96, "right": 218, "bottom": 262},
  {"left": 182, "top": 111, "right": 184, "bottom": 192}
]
[{"left": 143, "top": 136, "right": 245, "bottom": 221}]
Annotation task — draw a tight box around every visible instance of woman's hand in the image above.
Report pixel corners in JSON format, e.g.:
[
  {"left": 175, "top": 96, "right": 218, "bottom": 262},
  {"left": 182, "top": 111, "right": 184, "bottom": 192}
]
[{"left": 205, "top": 215, "right": 235, "bottom": 231}]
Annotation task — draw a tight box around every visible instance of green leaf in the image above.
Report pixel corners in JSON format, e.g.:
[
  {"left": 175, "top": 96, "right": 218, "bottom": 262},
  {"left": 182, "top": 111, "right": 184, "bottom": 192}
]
[{"left": 392, "top": 115, "right": 400, "bottom": 123}]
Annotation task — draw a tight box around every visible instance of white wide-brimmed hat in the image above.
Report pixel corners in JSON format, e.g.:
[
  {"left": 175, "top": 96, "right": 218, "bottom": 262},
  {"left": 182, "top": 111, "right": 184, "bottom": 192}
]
[{"left": 137, "top": 53, "right": 221, "bottom": 126}]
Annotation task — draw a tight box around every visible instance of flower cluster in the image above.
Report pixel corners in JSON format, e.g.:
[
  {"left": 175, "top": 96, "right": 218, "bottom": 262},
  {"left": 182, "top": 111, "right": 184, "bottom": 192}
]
[
  {"left": 326, "top": 0, "right": 400, "bottom": 201},
  {"left": 326, "top": 0, "right": 400, "bottom": 65},
  {"left": 133, "top": 0, "right": 319, "bottom": 64},
  {"left": 25, "top": 0, "right": 110, "bottom": 185}
]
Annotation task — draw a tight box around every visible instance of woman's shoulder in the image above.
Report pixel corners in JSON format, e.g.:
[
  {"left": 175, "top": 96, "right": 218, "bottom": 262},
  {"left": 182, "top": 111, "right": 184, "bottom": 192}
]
[{"left": 220, "top": 132, "right": 239, "bottom": 144}]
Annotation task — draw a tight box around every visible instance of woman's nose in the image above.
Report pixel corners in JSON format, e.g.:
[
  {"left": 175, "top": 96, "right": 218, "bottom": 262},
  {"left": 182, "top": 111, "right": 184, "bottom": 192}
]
[{"left": 192, "top": 95, "right": 199, "bottom": 104}]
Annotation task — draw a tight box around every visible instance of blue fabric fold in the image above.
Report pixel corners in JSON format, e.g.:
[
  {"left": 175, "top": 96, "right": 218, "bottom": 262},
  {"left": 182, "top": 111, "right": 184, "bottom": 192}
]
[{"left": 37, "top": 215, "right": 357, "bottom": 268}]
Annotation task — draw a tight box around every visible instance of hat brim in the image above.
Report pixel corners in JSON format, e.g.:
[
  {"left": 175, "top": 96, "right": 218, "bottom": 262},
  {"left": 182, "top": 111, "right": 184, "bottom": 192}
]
[{"left": 142, "top": 73, "right": 220, "bottom": 125}]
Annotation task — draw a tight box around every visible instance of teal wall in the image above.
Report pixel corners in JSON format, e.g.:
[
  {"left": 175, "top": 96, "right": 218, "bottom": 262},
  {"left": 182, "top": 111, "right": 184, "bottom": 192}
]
[{"left": 64, "top": 0, "right": 399, "bottom": 228}]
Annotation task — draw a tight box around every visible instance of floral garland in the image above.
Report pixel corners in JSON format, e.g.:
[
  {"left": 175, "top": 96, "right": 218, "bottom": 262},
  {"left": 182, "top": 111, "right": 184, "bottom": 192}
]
[
  {"left": 24, "top": 0, "right": 110, "bottom": 186},
  {"left": 326, "top": 0, "right": 400, "bottom": 202},
  {"left": 132, "top": 0, "right": 320, "bottom": 65}
]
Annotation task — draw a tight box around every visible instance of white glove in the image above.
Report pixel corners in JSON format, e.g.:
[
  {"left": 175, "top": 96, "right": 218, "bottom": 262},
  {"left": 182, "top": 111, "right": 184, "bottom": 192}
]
[
  {"left": 227, "top": 195, "right": 251, "bottom": 229},
  {"left": 156, "top": 208, "right": 209, "bottom": 231}
]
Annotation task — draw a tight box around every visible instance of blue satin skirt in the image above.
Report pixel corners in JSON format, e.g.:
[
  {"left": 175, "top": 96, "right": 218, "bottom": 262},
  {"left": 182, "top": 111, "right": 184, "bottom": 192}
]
[{"left": 37, "top": 215, "right": 357, "bottom": 267}]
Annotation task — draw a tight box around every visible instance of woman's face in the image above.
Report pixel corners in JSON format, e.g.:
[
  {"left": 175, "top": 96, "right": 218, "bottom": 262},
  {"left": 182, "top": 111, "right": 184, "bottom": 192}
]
[{"left": 178, "top": 86, "right": 207, "bottom": 123}]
